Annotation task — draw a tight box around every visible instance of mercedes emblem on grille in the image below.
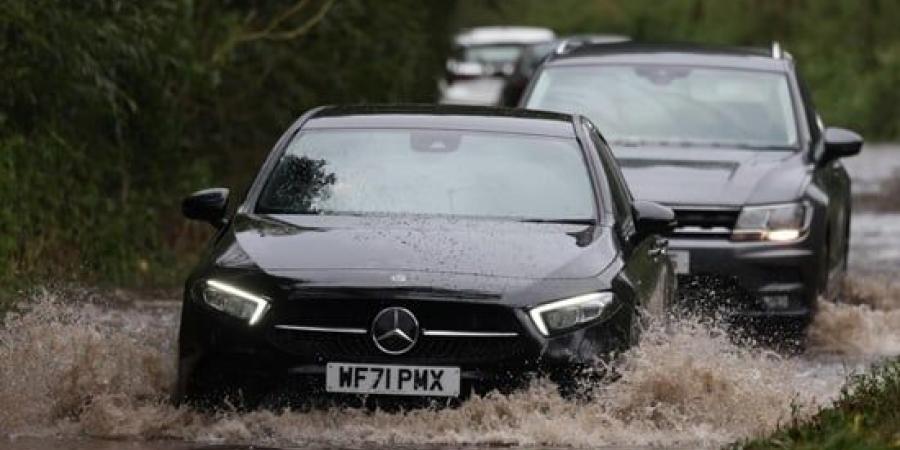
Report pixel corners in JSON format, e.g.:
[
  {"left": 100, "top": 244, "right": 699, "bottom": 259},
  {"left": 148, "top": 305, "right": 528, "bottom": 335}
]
[{"left": 371, "top": 307, "right": 419, "bottom": 355}]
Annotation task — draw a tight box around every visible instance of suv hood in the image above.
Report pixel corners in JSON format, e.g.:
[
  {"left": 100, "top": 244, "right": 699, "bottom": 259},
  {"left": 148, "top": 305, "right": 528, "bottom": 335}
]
[
  {"left": 226, "top": 214, "right": 615, "bottom": 280},
  {"left": 612, "top": 146, "right": 809, "bottom": 206}
]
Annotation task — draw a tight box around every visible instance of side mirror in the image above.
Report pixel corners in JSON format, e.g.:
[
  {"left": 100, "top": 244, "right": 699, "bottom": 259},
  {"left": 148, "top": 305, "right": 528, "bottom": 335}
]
[
  {"left": 182, "top": 188, "right": 229, "bottom": 227},
  {"left": 822, "top": 127, "right": 863, "bottom": 164},
  {"left": 632, "top": 200, "right": 676, "bottom": 240}
]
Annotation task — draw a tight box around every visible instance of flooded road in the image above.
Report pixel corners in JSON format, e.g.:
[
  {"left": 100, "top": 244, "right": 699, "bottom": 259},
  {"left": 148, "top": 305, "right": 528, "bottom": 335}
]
[{"left": 1, "top": 146, "right": 899, "bottom": 450}]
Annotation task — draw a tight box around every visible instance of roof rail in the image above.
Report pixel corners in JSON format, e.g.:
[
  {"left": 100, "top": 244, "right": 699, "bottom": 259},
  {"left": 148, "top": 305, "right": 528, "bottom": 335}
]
[
  {"left": 771, "top": 41, "right": 783, "bottom": 59},
  {"left": 554, "top": 35, "right": 630, "bottom": 56},
  {"left": 554, "top": 38, "right": 582, "bottom": 55}
]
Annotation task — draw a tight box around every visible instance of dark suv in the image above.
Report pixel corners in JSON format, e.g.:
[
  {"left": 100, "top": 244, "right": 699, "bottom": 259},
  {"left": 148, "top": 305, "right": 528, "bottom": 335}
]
[{"left": 523, "top": 42, "right": 863, "bottom": 332}]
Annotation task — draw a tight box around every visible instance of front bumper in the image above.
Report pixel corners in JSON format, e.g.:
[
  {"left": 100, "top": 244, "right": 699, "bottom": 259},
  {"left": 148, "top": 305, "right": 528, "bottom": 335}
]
[
  {"left": 668, "top": 234, "right": 819, "bottom": 321},
  {"left": 174, "top": 297, "right": 633, "bottom": 403}
]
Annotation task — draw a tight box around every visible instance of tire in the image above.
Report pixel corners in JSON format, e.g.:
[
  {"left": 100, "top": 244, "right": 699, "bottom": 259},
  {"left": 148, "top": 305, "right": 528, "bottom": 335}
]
[{"left": 180, "top": 363, "right": 266, "bottom": 411}]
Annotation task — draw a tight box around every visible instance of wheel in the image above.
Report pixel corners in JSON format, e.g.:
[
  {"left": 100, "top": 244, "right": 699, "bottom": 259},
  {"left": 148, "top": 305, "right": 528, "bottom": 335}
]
[{"left": 179, "top": 362, "right": 267, "bottom": 411}]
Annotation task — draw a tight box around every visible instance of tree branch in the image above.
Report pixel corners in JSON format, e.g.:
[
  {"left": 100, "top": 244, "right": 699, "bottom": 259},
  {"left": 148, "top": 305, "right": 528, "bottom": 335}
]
[
  {"left": 263, "top": 0, "right": 335, "bottom": 41},
  {"left": 235, "top": 0, "right": 312, "bottom": 43},
  {"left": 210, "top": 0, "right": 334, "bottom": 63}
]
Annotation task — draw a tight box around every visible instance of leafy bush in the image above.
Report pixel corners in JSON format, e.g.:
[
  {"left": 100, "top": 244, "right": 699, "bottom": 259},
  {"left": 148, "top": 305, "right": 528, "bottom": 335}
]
[
  {"left": 0, "top": 0, "right": 453, "bottom": 287},
  {"left": 5, "top": 0, "right": 900, "bottom": 287},
  {"left": 739, "top": 358, "right": 900, "bottom": 449}
]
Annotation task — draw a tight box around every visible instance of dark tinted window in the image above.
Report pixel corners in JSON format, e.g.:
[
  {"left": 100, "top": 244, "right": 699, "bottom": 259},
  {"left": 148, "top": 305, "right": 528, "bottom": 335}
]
[
  {"left": 794, "top": 68, "right": 821, "bottom": 143},
  {"left": 585, "top": 121, "right": 634, "bottom": 231}
]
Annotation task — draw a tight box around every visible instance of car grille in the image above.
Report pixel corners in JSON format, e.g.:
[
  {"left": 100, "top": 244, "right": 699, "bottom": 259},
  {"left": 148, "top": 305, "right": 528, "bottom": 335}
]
[
  {"left": 268, "top": 330, "right": 531, "bottom": 366},
  {"left": 268, "top": 294, "right": 521, "bottom": 331},
  {"left": 265, "top": 295, "right": 531, "bottom": 366},
  {"left": 669, "top": 207, "right": 740, "bottom": 237}
]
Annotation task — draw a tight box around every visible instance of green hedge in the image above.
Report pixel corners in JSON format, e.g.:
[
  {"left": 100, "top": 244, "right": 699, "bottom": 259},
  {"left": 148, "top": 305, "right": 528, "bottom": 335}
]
[
  {"left": 739, "top": 358, "right": 900, "bottom": 449},
  {"left": 4, "top": 0, "right": 900, "bottom": 288},
  {"left": 0, "top": 0, "right": 453, "bottom": 287}
]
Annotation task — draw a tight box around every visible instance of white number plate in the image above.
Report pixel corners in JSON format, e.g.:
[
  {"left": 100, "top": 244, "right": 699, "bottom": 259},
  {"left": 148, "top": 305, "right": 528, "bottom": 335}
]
[
  {"left": 669, "top": 250, "right": 690, "bottom": 274},
  {"left": 325, "top": 363, "right": 460, "bottom": 397}
]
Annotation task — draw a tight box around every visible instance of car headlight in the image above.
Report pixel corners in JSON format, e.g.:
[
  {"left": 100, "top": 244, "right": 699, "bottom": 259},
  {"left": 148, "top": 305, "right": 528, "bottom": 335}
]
[
  {"left": 528, "top": 292, "right": 614, "bottom": 336},
  {"left": 203, "top": 280, "right": 270, "bottom": 325},
  {"left": 732, "top": 202, "right": 810, "bottom": 242}
]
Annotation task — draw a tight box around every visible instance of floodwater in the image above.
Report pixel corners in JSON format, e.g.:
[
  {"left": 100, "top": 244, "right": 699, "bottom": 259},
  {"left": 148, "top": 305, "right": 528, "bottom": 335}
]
[{"left": 1, "top": 146, "right": 899, "bottom": 450}]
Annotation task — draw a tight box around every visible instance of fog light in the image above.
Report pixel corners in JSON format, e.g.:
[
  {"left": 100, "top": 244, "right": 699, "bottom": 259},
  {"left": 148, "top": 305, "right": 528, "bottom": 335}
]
[{"left": 761, "top": 294, "right": 791, "bottom": 310}]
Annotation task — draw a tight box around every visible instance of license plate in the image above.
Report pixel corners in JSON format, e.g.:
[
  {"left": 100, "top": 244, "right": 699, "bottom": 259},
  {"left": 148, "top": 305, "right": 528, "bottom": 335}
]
[
  {"left": 669, "top": 250, "right": 690, "bottom": 274},
  {"left": 325, "top": 363, "right": 460, "bottom": 397}
]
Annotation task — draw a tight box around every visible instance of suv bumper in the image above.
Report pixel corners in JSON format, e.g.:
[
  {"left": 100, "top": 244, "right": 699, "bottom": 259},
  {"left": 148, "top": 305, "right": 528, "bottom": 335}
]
[{"left": 668, "top": 234, "right": 819, "bottom": 322}]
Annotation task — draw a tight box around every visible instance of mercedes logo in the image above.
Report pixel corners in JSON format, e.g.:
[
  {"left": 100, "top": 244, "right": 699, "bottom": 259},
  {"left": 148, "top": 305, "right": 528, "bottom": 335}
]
[{"left": 371, "top": 307, "right": 419, "bottom": 355}]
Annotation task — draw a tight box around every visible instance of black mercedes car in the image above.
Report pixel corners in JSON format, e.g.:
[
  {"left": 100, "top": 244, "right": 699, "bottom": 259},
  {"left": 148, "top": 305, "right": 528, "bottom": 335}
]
[
  {"left": 173, "top": 105, "right": 676, "bottom": 405},
  {"left": 523, "top": 42, "right": 863, "bottom": 333}
]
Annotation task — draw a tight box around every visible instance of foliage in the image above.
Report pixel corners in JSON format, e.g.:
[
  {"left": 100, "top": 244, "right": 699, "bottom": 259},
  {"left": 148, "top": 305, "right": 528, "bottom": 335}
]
[
  {"left": 4, "top": 0, "right": 900, "bottom": 288},
  {"left": 739, "top": 357, "right": 900, "bottom": 449},
  {"left": 454, "top": 0, "right": 900, "bottom": 138},
  {"left": 0, "top": 0, "right": 453, "bottom": 287}
]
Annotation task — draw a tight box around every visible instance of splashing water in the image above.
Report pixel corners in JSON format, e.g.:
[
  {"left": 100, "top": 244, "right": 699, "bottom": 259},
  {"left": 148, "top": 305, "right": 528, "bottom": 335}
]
[
  {"left": 7, "top": 284, "right": 895, "bottom": 449},
  {"left": 806, "top": 276, "right": 900, "bottom": 358}
]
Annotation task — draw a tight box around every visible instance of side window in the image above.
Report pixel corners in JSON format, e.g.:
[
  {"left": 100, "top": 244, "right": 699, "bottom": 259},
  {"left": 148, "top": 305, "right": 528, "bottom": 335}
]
[
  {"left": 794, "top": 68, "right": 822, "bottom": 144},
  {"left": 584, "top": 120, "right": 635, "bottom": 236}
]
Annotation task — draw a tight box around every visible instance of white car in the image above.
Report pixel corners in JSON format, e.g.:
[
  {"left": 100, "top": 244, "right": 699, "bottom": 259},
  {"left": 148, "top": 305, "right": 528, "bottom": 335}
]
[{"left": 440, "top": 26, "right": 555, "bottom": 106}]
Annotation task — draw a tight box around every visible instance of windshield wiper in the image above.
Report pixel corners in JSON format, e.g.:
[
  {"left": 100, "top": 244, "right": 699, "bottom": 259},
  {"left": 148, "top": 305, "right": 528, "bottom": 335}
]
[
  {"left": 519, "top": 218, "right": 596, "bottom": 225},
  {"left": 611, "top": 138, "right": 693, "bottom": 147},
  {"left": 611, "top": 138, "right": 796, "bottom": 151}
]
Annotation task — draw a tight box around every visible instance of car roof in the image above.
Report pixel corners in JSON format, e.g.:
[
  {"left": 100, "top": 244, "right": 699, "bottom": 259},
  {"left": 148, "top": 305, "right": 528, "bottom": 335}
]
[
  {"left": 545, "top": 42, "right": 792, "bottom": 72},
  {"left": 303, "top": 104, "right": 577, "bottom": 138},
  {"left": 454, "top": 26, "right": 556, "bottom": 46}
]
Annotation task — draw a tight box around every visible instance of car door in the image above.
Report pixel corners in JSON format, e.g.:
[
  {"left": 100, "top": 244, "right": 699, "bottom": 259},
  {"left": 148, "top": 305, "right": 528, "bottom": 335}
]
[
  {"left": 797, "top": 72, "right": 852, "bottom": 292},
  {"left": 584, "top": 121, "right": 669, "bottom": 317},
  {"left": 813, "top": 134, "right": 852, "bottom": 290}
]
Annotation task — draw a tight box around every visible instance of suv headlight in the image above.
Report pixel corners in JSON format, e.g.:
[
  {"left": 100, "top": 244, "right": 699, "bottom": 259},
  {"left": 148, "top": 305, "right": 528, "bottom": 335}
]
[
  {"left": 203, "top": 280, "right": 270, "bottom": 325},
  {"left": 732, "top": 202, "right": 811, "bottom": 242},
  {"left": 528, "top": 292, "right": 614, "bottom": 336}
]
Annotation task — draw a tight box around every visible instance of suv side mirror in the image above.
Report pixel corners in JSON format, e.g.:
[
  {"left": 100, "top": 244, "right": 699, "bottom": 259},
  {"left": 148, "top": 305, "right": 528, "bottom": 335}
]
[
  {"left": 632, "top": 200, "right": 676, "bottom": 240},
  {"left": 182, "top": 188, "right": 229, "bottom": 227},
  {"left": 822, "top": 127, "right": 863, "bottom": 164}
]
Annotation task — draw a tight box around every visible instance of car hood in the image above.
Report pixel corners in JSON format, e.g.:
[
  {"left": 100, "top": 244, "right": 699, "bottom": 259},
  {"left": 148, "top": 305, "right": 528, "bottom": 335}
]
[
  {"left": 226, "top": 214, "right": 615, "bottom": 281},
  {"left": 612, "top": 146, "right": 810, "bottom": 206}
]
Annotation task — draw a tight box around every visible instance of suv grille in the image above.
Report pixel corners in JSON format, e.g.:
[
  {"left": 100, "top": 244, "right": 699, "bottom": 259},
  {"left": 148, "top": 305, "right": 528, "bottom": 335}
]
[{"left": 670, "top": 207, "right": 740, "bottom": 237}]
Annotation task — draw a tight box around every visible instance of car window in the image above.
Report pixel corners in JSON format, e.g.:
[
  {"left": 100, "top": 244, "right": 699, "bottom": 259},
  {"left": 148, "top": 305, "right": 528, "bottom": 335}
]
[
  {"left": 457, "top": 45, "right": 524, "bottom": 65},
  {"left": 527, "top": 64, "right": 799, "bottom": 149},
  {"left": 585, "top": 121, "right": 635, "bottom": 233},
  {"left": 257, "top": 128, "right": 597, "bottom": 222},
  {"left": 794, "top": 68, "right": 821, "bottom": 143}
]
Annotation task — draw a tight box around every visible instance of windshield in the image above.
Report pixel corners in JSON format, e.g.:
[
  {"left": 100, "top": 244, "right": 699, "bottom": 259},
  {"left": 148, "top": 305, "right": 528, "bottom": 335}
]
[
  {"left": 458, "top": 45, "right": 524, "bottom": 65},
  {"left": 256, "top": 128, "right": 596, "bottom": 222},
  {"left": 526, "top": 65, "right": 799, "bottom": 149},
  {"left": 519, "top": 42, "right": 556, "bottom": 74}
]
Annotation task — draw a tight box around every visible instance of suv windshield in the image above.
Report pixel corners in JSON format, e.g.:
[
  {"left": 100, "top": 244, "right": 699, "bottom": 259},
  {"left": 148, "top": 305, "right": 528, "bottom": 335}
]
[
  {"left": 256, "top": 128, "right": 596, "bottom": 222},
  {"left": 527, "top": 65, "right": 799, "bottom": 149}
]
